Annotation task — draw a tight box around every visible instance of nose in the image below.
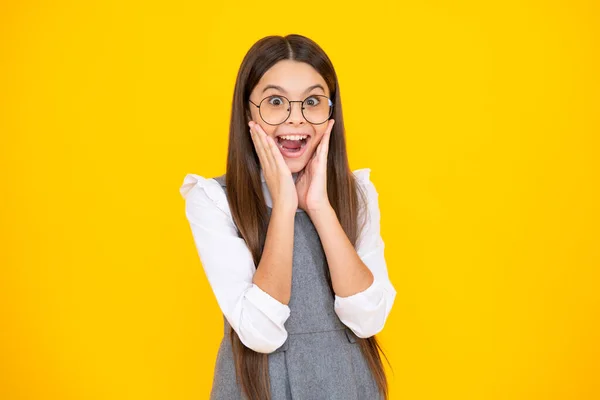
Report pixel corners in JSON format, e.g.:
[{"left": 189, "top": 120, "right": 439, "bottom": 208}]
[{"left": 286, "top": 101, "right": 306, "bottom": 125}]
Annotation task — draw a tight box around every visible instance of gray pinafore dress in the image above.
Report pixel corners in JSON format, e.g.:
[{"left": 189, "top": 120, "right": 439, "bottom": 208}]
[{"left": 209, "top": 175, "right": 381, "bottom": 400}]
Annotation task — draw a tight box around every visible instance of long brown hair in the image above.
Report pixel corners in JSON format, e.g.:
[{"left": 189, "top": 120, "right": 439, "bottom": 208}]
[{"left": 224, "top": 34, "right": 390, "bottom": 400}]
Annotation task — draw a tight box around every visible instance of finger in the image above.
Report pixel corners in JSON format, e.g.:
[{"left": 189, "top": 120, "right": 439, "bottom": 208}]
[
  {"left": 312, "top": 136, "right": 325, "bottom": 164},
  {"left": 313, "top": 133, "right": 325, "bottom": 158},
  {"left": 254, "top": 123, "right": 276, "bottom": 170},
  {"left": 266, "top": 134, "right": 289, "bottom": 173},
  {"left": 319, "top": 119, "right": 335, "bottom": 161},
  {"left": 249, "top": 122, "right": 272, "bottom": 170},
  {"left": 318, "top": 130, "right": 330, "bottom": 161},
  {"left": 255, "top": 123, "right": 275, "bottom": 171},
  {"left": 249, "top": 124, "right": 267, "bottom": 166},
  {"left": 314, "top": 119, "right": 333, "bottom": 159}
]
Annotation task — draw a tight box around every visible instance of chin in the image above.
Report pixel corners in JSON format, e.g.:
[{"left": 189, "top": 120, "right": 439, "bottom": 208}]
[{"left": 286, "top": 160, "right": 308, "bottom": 173}]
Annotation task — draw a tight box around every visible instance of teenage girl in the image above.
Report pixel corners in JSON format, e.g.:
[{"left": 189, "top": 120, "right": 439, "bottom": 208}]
[{"left": 180, "top": 34, "right": 396, "bottom": 400}]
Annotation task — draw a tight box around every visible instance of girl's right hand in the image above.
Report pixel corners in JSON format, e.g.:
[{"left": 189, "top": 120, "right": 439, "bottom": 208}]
[{"left": 249, "top": 121, "right": 298, "bottom": 213}]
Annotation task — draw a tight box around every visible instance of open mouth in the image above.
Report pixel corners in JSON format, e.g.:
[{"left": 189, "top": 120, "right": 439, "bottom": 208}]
[{"left": 275, "top": 134, "right": 310, "bottom": 158}]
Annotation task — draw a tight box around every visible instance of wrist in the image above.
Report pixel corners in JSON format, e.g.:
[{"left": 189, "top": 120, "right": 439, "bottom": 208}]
[
  {"left": 307, "top": 202, "right": 335, "bottom": 220},
  {"left": 272, "top": 202, "right": 298, "bottom": 217}
]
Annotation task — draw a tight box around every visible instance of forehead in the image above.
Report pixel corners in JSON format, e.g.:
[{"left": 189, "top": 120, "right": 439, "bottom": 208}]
[{"left": 254, "top": 60, "right": 329, "bottom": 97}]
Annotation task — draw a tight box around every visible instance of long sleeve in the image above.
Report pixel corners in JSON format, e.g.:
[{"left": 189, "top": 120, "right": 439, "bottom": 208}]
[
  {"left": 333, "top": 168, "right": 397, "bottom": 338},
  {"left": 179, "top": 174, "right": 291, "bottom": 354}
]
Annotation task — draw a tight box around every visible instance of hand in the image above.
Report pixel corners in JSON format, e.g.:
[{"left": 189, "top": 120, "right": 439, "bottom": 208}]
[
  {"left": 249, "top": 120, "right": 298, "bottom": 213},
  {"left": 296, "top": 119, "right": 335, "bottom": 214}
]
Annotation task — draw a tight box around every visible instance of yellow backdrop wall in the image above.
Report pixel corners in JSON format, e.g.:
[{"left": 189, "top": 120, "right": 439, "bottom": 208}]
[{"left": 1, "top": 1, "right": 598, "bottom": 399}]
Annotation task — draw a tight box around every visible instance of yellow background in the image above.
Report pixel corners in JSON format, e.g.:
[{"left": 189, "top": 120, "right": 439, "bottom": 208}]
[{"left": 1, "top": 0, "right": 598, "bottom": 399}]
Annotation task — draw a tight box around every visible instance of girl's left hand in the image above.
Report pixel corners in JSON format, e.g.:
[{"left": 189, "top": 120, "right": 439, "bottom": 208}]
[{"left": 296, "top": 119, "right": 335, "bottom": 214}]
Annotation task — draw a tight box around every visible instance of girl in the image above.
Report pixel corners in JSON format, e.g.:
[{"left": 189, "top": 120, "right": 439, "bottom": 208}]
[{"left": 179, "top": 34, "right": 396, "bottom": 400}]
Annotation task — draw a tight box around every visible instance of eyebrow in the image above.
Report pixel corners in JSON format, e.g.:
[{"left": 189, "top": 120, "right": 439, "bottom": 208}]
[{"left": 262, "top": 84, "right": 326, "bottom": 95}]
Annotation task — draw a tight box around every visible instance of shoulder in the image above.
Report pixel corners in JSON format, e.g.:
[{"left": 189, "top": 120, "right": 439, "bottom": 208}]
[
  {"left": 179, "top": 173, "right": 231, "bottom": 218},
  {"left": 352, "top": 168, "right": 372, "bottom": 186},
  {"left": 351, "top": 168, "right": 378, "bottom": 199}
]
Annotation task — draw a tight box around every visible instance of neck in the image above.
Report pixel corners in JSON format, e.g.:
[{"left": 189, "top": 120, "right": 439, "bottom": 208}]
[{"left": 260, "top": 168, "right": 300, "bottom": 183}]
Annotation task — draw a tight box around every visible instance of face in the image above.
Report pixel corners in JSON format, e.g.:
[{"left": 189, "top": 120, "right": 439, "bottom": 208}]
[{"left": 248, "top": 60, "right": 332, "bottom": 173}]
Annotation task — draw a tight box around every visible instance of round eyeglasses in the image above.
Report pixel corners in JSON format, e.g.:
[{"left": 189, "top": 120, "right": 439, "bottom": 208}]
[{"left": 249, "top": 94, "right": 333, "bottom": 125}]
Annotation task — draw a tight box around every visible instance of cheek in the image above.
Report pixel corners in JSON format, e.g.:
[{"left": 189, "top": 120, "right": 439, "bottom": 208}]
[
  {"left": 253, "top": 121, "right": 277, "bottom": 139},
  {"left": 302, "top": 143, "right": 318, "bottom": 160},
  {"left": 312, "top": 132, "right": 325, "bottom": 151}
]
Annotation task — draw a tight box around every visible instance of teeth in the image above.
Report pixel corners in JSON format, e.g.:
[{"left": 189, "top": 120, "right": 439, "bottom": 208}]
[{"left": 279, "top": 134, "right": 308, "bottom": 141}]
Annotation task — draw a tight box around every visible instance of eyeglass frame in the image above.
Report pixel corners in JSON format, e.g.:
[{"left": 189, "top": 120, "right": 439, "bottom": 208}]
[{"left": 248, "top": 94, "right": 334, "bottom": 125}]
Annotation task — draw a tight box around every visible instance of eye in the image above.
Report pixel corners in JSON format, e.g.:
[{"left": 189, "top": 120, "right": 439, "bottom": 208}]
[
  {"left": 267, "top": 96, "right": 285, "bottom": 106},
  {"left": 304, "top": 96, "right": 321, "bottom": 107}
]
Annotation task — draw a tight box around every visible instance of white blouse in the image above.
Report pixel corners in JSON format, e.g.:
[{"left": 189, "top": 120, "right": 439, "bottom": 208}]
[{"left": 179, "top": 168, "right": 396, "bottom": 354}]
